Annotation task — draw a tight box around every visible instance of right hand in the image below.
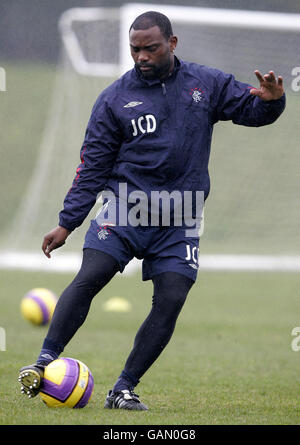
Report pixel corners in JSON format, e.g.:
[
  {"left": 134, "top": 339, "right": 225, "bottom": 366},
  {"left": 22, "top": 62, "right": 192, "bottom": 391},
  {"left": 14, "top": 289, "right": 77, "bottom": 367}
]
[{"left": 42, "top": 226, "right": 71, "bottom": 258}]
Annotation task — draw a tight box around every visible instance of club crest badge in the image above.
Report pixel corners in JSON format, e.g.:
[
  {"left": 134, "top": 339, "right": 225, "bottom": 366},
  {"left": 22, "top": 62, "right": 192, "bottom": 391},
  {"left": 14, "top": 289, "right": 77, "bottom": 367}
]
[
  {"left": 189, "top": 87, "right": 204, "bottom": 103},
  {"left": 97, "top": 225, "right": 112, "bottom": 240}
]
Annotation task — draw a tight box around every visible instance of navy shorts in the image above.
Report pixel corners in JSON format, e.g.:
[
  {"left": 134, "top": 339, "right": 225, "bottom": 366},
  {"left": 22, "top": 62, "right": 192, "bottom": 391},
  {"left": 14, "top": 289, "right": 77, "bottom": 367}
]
[{"left": 83, "top": 219, "right": 200, "bottom": 282}]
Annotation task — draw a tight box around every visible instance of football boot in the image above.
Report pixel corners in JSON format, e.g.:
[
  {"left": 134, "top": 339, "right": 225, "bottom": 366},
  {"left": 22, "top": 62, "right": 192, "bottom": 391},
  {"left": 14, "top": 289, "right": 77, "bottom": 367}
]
[
  {"left": 18, "top": 364, "right": 45, "bottom": 398},
  {"left": 104, "top": 389, "right": 148, "bottom": 410}
]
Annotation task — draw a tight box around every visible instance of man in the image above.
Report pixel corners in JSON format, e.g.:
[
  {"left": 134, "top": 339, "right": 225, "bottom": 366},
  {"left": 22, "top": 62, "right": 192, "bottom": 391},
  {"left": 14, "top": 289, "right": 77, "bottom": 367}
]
[{"left": 18, "top": 11, "right": 285, "bottom": 410}]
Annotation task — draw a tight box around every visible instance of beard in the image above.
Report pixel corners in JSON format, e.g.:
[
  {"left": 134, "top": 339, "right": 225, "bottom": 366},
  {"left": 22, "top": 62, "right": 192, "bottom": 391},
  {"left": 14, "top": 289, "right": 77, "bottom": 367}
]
[{"left": 136, "top": 56, "right": 172, "bottom": 80}]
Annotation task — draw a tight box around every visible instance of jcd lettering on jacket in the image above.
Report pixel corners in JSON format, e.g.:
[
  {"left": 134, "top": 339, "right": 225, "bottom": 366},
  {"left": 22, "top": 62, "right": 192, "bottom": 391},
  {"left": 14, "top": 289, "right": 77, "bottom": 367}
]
[{"left": 131, "top": 114, "right": 157, "bottom": 136}]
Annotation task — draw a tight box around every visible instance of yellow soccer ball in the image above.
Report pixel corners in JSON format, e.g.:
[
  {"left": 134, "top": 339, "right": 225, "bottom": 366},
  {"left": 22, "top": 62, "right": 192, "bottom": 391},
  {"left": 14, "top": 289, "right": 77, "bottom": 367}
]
[
  {"left": 39, "top": 358, "right": 94, "bottom": 408},
  {"left": 21, "top": 288, "right": 57, "bottom": 325}
]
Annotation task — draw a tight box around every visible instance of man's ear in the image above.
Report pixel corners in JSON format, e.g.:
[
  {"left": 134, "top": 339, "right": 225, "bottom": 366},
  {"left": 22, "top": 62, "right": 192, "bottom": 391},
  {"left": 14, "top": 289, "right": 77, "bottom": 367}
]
[{"left": 169, "top": 35, "right": 178, "bottom": 52}]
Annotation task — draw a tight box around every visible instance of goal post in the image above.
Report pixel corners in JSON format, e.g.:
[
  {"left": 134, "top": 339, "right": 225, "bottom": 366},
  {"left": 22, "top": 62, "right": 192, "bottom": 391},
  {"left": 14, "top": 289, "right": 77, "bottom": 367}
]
[
  {"left": 1, "top": 4, "right": 300, "bottom": 272},
  {"left": 58, "top": 7, "right": 120, "bottom": 77},
  {"left": 119, "top": 4, "right": 300, "bottom": 74},
  {"left": 58, "top": 4, "right": 300, "bottom": 78}
]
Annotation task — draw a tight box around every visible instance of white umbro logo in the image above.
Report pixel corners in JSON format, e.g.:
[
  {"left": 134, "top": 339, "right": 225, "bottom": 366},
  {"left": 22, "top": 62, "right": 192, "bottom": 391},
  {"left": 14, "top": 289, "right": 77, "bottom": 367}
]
[
  {"left": 41, "top": 353, "right": 55, "bottom": 360},
  {"left": 124, "top": 101, "right": 143, "bottom": 108}
]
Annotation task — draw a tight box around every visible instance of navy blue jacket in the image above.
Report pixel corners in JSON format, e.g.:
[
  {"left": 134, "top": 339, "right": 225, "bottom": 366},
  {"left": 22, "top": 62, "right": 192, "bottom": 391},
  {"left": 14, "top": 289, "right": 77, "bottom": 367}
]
[{"left": 59, "top": 58, "right": 285, "bottom": 231}]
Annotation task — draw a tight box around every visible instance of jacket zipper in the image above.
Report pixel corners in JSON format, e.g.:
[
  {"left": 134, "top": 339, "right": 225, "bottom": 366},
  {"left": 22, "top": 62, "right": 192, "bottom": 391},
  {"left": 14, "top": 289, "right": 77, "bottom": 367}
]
[{"left": 161, "top": 82, "right": 167, "bottom": 96}]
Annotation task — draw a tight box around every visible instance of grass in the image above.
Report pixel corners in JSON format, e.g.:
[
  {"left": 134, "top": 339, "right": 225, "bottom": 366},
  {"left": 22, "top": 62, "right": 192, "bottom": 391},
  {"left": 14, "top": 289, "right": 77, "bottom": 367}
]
[{"left": 1, "top": 269, "right": 300, "bottom": 425}]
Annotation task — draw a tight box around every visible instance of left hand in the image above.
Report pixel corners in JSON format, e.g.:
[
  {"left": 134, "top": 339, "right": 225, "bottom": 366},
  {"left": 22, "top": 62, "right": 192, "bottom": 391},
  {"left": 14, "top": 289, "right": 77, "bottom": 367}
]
[{"left": 250, "top": 70, "right": 284, "bottom": 101}]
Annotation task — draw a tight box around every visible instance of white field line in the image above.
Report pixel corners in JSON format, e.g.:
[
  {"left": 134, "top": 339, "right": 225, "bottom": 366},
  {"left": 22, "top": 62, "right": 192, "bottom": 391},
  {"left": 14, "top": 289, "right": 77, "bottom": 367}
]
[{"left": 1, "top": 251, "right": 300, "bottom": 274}]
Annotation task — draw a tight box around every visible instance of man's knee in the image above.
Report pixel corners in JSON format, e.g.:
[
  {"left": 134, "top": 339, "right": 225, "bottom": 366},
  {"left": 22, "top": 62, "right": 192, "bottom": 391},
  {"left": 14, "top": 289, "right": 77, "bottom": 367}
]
[
  {"left": 153, "top": 272, "right": 194, "bottom": 310},
  {"left": 73, "top": 248, "right": 120, "bottom": 293}
]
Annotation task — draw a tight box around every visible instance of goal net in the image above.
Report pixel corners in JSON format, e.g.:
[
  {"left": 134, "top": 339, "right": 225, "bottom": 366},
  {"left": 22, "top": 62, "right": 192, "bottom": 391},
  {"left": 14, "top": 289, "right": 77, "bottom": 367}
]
[{"left": 2, "top": 4, "right": 300, "bottom": 269}]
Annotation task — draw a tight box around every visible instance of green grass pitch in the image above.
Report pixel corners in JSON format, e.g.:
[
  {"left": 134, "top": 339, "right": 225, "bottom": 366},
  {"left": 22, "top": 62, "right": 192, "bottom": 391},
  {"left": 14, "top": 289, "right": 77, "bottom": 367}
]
[{"left": 1, "top": 268, "right": 300, "bottom": 425}]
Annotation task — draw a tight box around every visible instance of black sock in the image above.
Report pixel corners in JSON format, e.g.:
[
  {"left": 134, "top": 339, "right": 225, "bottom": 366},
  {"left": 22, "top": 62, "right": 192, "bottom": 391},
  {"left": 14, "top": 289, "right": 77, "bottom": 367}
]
[
  {"left": 36, "top": 338, "right": 64, "bottom": 365},
  {"left": 112, "top": 370, "right": 139, "bottom": 393}
]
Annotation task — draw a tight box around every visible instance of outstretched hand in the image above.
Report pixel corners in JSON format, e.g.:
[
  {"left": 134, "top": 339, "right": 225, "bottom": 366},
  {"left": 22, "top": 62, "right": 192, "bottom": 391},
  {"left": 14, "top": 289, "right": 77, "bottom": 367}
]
[
  {"left": 250, "top": 70, "right": 284, "bottom": 101},
  {"left": 42, "top": 226, "right": 71, "bottom": 258}
]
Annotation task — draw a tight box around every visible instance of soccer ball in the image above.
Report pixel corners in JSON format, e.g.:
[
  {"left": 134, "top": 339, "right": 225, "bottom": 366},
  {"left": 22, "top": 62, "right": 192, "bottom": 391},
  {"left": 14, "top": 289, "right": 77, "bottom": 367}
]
[
  {"left": 20, "top": 288, "right": 57, "bottom": 325},
  {"left": 39, "top": 358, "right": 94, "bottom": 408}
]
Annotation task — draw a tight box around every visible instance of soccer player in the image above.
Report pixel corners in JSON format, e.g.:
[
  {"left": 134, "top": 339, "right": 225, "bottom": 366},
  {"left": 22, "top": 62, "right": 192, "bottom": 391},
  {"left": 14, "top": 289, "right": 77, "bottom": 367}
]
[{"left": 18, "top": 11, "right": 285, "bottom": 410}]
